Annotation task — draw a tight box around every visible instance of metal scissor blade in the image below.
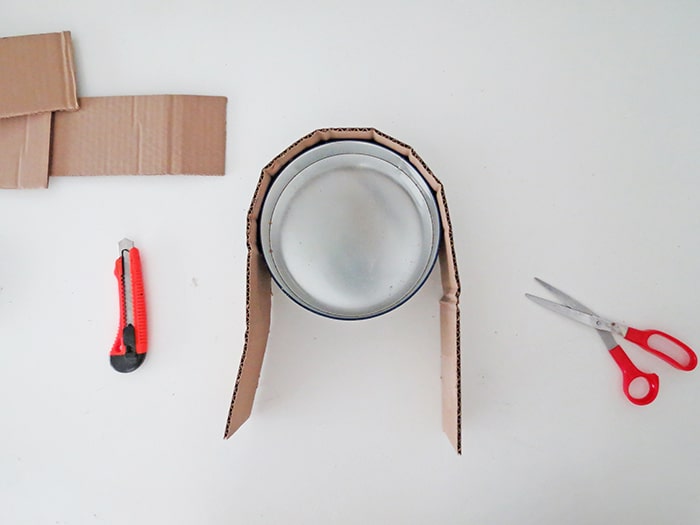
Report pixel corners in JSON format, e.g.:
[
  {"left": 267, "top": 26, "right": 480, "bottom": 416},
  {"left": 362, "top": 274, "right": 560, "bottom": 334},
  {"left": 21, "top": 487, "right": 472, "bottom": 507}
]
[
  {"left": 528, "top": 279, "right": 620, "bottom": 351},
  {"left": 533, "top": 278, "right": 596, "bottom": 315},
  {"left": 525, "top": 294, "right": 615, "bottom": 333}
]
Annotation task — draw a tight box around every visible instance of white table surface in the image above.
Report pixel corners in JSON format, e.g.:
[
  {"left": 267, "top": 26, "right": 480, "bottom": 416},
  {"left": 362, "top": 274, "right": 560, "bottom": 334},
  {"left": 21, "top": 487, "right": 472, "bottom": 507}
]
[{"left": 1, "top": 2, "right": 699, "bottom": 524}]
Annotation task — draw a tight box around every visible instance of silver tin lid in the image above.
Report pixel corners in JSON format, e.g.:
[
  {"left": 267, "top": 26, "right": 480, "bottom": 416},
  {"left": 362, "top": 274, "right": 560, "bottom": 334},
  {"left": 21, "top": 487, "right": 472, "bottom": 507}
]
[{"left": 259, "top": 140, "right": 441, "bottom": 320}]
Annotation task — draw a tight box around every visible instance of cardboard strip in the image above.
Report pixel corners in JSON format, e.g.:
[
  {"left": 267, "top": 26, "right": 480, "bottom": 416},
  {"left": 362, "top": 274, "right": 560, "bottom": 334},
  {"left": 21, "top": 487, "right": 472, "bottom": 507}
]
[
  {"left": 0, "top": 31, "right": 78, "bottom": 118},
  {"left": 224, "top": 128, "right": 462, "bottom": 454},
  {"left": 0, "top": 113, "right": 52, "bottom": 189},
  {"left": 50, "top": 95, "right": 227, "bottom": 176}
]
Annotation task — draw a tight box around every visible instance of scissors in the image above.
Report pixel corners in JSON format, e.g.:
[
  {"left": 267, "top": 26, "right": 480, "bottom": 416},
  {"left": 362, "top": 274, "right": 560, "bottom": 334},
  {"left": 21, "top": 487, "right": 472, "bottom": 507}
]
[{"left": 526, "top": 278, "right": 697, "bottom": 405}]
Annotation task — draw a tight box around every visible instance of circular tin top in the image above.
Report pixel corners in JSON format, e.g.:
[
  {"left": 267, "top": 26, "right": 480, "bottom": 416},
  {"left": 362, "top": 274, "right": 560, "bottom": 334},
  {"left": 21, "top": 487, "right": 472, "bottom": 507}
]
[{"left": 259, "top": 140, "right": 441, "bottom": 320}]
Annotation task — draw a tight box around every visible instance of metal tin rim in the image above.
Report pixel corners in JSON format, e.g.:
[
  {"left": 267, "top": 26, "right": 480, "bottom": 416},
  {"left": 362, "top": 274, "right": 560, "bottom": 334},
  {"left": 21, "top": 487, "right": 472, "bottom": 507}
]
[{"left": 259, "top": 140, "right": 441, "bottom": 320}]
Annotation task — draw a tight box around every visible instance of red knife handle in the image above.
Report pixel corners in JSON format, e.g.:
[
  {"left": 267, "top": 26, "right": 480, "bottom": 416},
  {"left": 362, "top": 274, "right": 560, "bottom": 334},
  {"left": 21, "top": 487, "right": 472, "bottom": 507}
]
[
  {"left": 111, "top": 255, "right": 126, "bottom": 357},
  {"left": 129, "top": 247, "right": 148, "bottom": 356},
  {"left": 111, "top": 247, "right": 147, "bottom": 372}
]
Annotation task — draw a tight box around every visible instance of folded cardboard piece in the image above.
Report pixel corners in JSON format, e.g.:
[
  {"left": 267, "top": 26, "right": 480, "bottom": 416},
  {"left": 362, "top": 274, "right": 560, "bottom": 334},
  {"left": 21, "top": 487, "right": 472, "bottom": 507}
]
[
  {"left": 224, "top": 128, "right": 462, "bottom": 454},
  {"left": 0, "top": 113, "right": 52, "bottom": 189},
  {"left": 0, "top": 31, "right": 78, "bottom": 189},
  {"left": 0, "top": 31, "right": 227, "bottom": 189},
  {"left": 0, "top": 31, "right": 78, "bottom": 119}
]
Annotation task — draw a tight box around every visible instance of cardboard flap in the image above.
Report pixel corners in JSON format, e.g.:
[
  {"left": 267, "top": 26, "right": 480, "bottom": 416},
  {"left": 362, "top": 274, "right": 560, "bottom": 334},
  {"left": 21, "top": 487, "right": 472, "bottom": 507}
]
[
  {"left": 225, "top": 128, "right": 461, "bottom": 453},
  {"left": 224, "top": 245, "right": 272, "bottom": 436},
  {"left": 0, "top": 31, "right": 78, "bottom": 118},
  {"left": 0, "top": 113, "right": 52, "bottom": 189},
  {"left": 50, "top": 95, "right": 227, "bottom": 176}
]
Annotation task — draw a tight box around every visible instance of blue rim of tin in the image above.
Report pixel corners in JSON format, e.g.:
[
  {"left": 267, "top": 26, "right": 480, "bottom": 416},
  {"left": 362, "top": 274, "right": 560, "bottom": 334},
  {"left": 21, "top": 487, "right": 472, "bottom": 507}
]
[{"left": 258, "top": 139, "right": 442, "bottom": 321}]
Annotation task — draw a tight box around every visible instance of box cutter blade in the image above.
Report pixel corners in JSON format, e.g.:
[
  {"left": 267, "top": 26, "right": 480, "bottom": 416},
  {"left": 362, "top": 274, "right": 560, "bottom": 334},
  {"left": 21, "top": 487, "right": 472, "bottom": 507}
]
[{"left": 111, "top": 238, "right": 148, "bottom": 373}]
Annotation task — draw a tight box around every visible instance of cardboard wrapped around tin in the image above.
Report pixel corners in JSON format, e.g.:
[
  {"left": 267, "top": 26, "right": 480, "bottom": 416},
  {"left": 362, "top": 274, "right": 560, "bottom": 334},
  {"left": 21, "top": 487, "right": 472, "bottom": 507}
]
[{"left": 224, "top": 128, "right": 462, "bottom": 454}]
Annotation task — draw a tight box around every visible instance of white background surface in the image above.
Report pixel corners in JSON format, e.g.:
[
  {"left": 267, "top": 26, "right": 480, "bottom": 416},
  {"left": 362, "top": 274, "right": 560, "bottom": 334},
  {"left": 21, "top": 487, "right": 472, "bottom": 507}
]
[{"left": 1, "top": 2, "right": 699, "bottom": 524}]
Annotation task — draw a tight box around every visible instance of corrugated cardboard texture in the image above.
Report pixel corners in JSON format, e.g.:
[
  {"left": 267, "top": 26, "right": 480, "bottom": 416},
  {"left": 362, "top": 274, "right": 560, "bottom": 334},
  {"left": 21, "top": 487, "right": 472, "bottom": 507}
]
[
  {"left": 0, "top": 113, "right": 52, "bottom": 189},
  {"left": 225, "top": 128, "right": 462, "bottom": 454},
  {"left": 50, "top": 95, "right": 227, "bottom": 176},
  {"left": 0, "top": 31, "right": 78, "bottom": 118}
]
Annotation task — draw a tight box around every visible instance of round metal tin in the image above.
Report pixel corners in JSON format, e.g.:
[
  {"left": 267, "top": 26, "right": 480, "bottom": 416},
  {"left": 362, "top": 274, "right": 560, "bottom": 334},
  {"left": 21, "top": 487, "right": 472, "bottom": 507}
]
[{"left": 259, "top": 140, "right": 441, "bottom": 320}]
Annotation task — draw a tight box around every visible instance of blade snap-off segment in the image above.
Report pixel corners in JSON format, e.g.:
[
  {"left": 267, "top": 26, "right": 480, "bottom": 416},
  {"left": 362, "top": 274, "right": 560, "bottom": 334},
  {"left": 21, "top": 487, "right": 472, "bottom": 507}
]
[{"left": 111, "top": 238, "right": 148, "bottom": 373}]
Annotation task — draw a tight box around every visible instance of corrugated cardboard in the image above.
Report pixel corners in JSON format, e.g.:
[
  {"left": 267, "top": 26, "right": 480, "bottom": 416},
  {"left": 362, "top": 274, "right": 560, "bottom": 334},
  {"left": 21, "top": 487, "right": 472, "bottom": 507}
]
[
  {"left": 50, "top": 95, "right": 227, "bottom": 176},
  {"left": 0, "top": 30, "right": 77, "bottom": 189},
  {"left": 225, "top": 128, "right": 462, "bottom": 454},
  {"left": 1, "top": 32, "right": 227, "bottom": 185},
  {"left": 0, "top": 113, "right": 52, "bottom": 189},
  {"left": 0, "top": 31, "right": 78, "bottom": 118}
]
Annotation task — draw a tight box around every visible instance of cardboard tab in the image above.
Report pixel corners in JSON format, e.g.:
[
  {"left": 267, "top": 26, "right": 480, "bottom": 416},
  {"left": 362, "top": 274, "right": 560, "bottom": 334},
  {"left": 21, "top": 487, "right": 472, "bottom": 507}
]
[
  {"left": 50, "top": 95, "right": 227, "bottom": 176},
  {"left": 0, "top": 31, "right": 78, "bottom": 118},
  {"left": 225, "top": 128, "right": 462, "bottom": 454},
  {"left": 0, "top": 113, "right": 52, "bottom": 189}
]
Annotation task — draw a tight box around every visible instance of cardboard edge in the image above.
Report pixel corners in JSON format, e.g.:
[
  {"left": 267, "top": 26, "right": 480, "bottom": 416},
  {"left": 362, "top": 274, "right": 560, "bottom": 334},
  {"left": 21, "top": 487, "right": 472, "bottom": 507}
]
[
  {"left": 224, "top": 128, "right": 461, "bottom": 454},
  {"left": 59, "top": 31, "right": 79, "bottom": 112},
  {"left": 224, "top": 245, "right": 272, "bottom": 437},
  {"left": 224, "top": 174, "right": 274, "bottom": 438}
]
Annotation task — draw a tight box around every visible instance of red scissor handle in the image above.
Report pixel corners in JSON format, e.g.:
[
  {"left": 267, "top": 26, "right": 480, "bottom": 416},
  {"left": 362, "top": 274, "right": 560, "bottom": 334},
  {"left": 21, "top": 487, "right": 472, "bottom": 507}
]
[
  {"left": 609, "top": 345, "right": 659, "bottom": 405},
  {"left": 625, "top": 327, "right": 697, "bottom": 371}
]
